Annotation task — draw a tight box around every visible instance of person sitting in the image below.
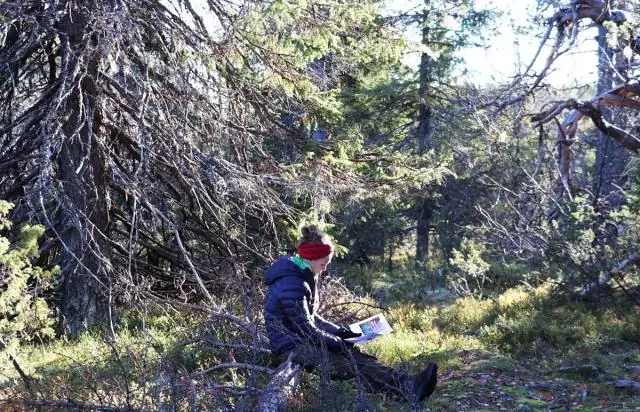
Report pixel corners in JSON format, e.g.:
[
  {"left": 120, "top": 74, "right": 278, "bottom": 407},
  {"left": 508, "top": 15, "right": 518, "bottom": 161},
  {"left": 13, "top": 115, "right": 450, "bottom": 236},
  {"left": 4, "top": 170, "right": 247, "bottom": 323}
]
[{"left": 263, "top": 225, "right": 438, "bottom": 402}]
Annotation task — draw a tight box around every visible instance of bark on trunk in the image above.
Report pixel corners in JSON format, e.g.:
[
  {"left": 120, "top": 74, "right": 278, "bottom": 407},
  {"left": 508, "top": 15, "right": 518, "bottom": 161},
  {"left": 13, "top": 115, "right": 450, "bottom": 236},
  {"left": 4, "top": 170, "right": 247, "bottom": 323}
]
[
  {"left": 593, "top": 25, "right": 630, "bottom": 210},
  {"left": 253, "top": 358, "right": 301, "bottom": 412},
  {"left": 56, "top": 1, "right": 111, "bottom": 337},
  {"left": 416, "top": 199, "right": 432, "bottom": 264},
  {"left": 415, "top": 5, "right": 433, "bottom": 264}
]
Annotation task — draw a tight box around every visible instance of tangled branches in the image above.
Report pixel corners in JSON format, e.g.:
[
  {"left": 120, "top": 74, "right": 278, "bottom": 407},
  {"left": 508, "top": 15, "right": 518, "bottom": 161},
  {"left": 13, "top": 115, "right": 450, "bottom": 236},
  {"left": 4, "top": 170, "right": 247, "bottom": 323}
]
[{"left": 0, "top": 0, "right": 334, "bottom": 334}]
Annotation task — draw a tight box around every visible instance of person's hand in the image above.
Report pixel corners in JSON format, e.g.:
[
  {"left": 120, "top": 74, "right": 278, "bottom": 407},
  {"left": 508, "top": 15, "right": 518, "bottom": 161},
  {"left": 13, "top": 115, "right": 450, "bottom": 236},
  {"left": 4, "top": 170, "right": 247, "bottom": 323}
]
[{"left": 335, "top": 327, "right": 362, "bottom": 340}]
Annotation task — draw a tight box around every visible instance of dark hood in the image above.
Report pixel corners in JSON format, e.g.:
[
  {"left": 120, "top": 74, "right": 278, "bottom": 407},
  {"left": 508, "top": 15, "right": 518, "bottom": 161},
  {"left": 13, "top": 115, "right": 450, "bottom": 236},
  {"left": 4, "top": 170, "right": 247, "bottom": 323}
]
[{"left": 265, "top": 256, "right": 309, "bottom": 285}]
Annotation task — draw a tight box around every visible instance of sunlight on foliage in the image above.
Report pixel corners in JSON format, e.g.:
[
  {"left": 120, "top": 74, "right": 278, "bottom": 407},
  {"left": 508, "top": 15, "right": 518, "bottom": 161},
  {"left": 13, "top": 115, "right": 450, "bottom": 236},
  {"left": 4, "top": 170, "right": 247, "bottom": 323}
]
[
  {"left": 0, "top": 314, "right": 222, "bottom": 410},
  {"left": 448, "top": 238, "right": 491, "bottom": 298},
  {"left": 0, "top": 200, "right": 57, "bottom": 358},
  {"left": 438, "top": 295, "right": 497, "bottom": 335}
]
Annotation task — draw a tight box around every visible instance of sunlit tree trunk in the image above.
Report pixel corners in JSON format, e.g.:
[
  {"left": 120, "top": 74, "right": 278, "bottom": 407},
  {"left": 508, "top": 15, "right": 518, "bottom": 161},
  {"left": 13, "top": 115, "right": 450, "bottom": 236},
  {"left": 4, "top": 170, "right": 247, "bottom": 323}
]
[{"left": 592, "top": 23, "right": 630, "bottom": 210}]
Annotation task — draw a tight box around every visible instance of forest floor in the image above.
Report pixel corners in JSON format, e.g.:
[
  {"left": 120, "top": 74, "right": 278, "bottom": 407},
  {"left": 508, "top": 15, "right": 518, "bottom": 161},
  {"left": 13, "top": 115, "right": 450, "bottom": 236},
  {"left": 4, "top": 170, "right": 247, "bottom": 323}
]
[
  {"left": 426, "top": 346, "right": 640, "bottom": 411},
  {"left": 2, "top": 279, "right": 639, "bottom": 411},
  {"left": 293, "top": 342, "right": 640, "bottom": 411},
  {"left": 331, "top": 273, "right": 640, "bottom": 412}
]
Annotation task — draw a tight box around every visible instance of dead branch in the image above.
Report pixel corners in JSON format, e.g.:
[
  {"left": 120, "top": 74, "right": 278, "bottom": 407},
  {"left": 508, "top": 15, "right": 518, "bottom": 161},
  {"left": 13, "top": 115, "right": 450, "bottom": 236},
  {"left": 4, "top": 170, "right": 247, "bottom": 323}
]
[
  {"left": 501, "top": 0, "right": 637, "bottom": 119},
  {"left": 530, "top": 82, "right": 640, "bottom": 200},
  {"left": 1, "top": 0, "right": 338, "bottom": 335},
  {"left": 609, "top": 379, "right": 640, "bottom": 391},
  {"left": 196, "top": 362, "right": 274, "bottom": 376},
  {"left": 532, "top": 84, "right": 640, "bottom": 152},
  {"left": 0, "top": 398, "right": 138, "bottom": 411},
  {"left": 579, "top": 252, "right": 639, "bottom": 298},
  {"left": 191, "top": 335, "right": 272, "bottom": 354},
  {"left": 526, "top": 0, "right": 632, "bottom": 94}
]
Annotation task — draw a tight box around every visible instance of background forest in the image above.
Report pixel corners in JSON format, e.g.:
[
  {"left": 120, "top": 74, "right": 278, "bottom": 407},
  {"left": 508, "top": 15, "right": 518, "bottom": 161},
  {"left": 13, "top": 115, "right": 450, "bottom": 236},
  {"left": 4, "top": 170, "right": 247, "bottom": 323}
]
[{"left": 1, "top": 0, "right": 639, "bottom": 410}]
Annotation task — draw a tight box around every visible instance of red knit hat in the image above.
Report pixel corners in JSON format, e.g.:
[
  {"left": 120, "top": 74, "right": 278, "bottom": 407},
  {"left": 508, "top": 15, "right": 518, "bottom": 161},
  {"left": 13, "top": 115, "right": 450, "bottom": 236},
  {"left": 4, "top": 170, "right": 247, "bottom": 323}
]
[{"left": 297, "top": 243, "right": 333, "bottom": 260}]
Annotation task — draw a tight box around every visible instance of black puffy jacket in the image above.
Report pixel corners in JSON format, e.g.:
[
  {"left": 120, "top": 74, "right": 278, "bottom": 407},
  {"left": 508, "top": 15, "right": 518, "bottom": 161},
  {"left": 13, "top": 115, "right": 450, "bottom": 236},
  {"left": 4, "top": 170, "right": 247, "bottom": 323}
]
[{"left": 264, "top": 256, "right": 344, "bottom": 354}]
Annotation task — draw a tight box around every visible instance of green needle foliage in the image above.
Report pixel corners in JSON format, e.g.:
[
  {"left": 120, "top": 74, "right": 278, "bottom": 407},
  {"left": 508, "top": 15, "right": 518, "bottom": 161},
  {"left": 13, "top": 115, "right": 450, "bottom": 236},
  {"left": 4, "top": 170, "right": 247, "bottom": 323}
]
[{"left": 0, "top": 200, "right": 57, "bottom": 356}]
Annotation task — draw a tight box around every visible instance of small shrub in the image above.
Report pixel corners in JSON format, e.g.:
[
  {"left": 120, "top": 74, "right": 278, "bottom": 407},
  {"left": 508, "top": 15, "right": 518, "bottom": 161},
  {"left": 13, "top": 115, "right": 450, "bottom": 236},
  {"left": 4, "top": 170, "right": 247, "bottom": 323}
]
[
  {"left": 388, "top": 304, "right": 434, "bottom": 332},
  {"left": 614, "top": 309, "right": 640, "bottom": 342},
  {"left": 437, "top": 296, "right": 497, "bottom": 335},
  {"left": 0, "top": 200, "right": 57, "bottom": 356},
  {"left": 448, "top": 238, "right": 492, "bottom": 298},
  {"left": 478, "top": 312, "right": 539, "bottom": 352}
]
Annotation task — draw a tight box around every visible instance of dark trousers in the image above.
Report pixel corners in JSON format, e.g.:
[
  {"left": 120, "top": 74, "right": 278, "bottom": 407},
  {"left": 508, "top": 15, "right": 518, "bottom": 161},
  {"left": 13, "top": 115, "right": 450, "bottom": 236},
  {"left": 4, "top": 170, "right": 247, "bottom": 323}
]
[{"left": 287, "top": 345, "right": 410, "bottom": 398}]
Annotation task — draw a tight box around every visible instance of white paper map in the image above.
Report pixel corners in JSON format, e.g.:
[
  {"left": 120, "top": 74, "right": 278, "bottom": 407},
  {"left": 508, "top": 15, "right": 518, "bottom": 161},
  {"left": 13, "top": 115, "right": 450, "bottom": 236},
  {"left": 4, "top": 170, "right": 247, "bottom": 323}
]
[{"left": 344, "top": 313, "right": 393, "bottom": 344}]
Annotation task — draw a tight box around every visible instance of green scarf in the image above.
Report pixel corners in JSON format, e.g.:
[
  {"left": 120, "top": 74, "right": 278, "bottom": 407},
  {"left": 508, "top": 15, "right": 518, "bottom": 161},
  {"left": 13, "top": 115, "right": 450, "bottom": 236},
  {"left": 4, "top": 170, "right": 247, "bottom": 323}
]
[{"left": 291, "top": 255, "right": 311, "bottom": 271}]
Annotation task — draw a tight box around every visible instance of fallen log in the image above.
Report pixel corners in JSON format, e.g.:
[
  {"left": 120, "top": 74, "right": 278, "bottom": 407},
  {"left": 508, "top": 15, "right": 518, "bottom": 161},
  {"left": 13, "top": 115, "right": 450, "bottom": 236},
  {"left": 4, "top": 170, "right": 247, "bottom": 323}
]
[
  {"left": 253, "top": 353, "right": 302, "bottom": 412},
  {"left": 610, "top": 379, "right": 640, "bottom": 392},
  {"left": 577, "top": 252, "right": 639, "bottom": 300}
]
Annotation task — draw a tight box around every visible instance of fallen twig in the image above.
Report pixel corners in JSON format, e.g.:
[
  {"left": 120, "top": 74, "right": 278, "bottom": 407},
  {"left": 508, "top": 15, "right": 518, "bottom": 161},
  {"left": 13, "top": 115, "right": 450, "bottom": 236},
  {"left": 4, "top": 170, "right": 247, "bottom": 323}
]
[{"left": 0, "top": 398, "right": 139, "bottom": 411}]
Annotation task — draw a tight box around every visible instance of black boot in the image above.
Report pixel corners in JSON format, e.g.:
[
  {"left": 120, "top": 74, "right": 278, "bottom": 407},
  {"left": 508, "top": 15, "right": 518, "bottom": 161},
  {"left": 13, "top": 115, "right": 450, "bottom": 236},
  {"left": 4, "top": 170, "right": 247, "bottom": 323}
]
[{"left": 412, "top": 362, "right": 438, "bottom": 401}]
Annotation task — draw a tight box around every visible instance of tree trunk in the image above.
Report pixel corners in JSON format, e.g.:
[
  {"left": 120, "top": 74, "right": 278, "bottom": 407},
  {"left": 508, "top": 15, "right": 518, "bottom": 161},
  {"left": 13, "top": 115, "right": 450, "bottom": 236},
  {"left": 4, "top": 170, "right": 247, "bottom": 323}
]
[
  {"left": 592, "top": 25, "right": 630, "bottom": 210},
  {"left": 56, "top": 1, "right": 111, "bottom": 337},
  {"left": 415, "top": 5, "right": 433, "bottom": 264},
  {"left": 416, "top": 199, "right": 432, "bottom": 264},
  {"left": 387, "top": 240, "right": 394, "bottom": 273}
]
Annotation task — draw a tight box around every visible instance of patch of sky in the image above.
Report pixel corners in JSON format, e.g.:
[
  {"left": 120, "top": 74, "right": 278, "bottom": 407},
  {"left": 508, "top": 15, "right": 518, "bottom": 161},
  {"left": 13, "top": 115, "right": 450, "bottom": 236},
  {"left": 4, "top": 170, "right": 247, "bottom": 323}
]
[{"left": 384, "top": 0, "right": 598, "bottom": 86}]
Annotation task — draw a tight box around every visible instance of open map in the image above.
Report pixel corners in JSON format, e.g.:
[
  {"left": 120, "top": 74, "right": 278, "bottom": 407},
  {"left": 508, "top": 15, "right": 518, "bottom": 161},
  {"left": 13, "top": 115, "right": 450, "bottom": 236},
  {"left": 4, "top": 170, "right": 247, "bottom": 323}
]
[{"left": 344, "top": 313, "right": 393, "bottom": 344}]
